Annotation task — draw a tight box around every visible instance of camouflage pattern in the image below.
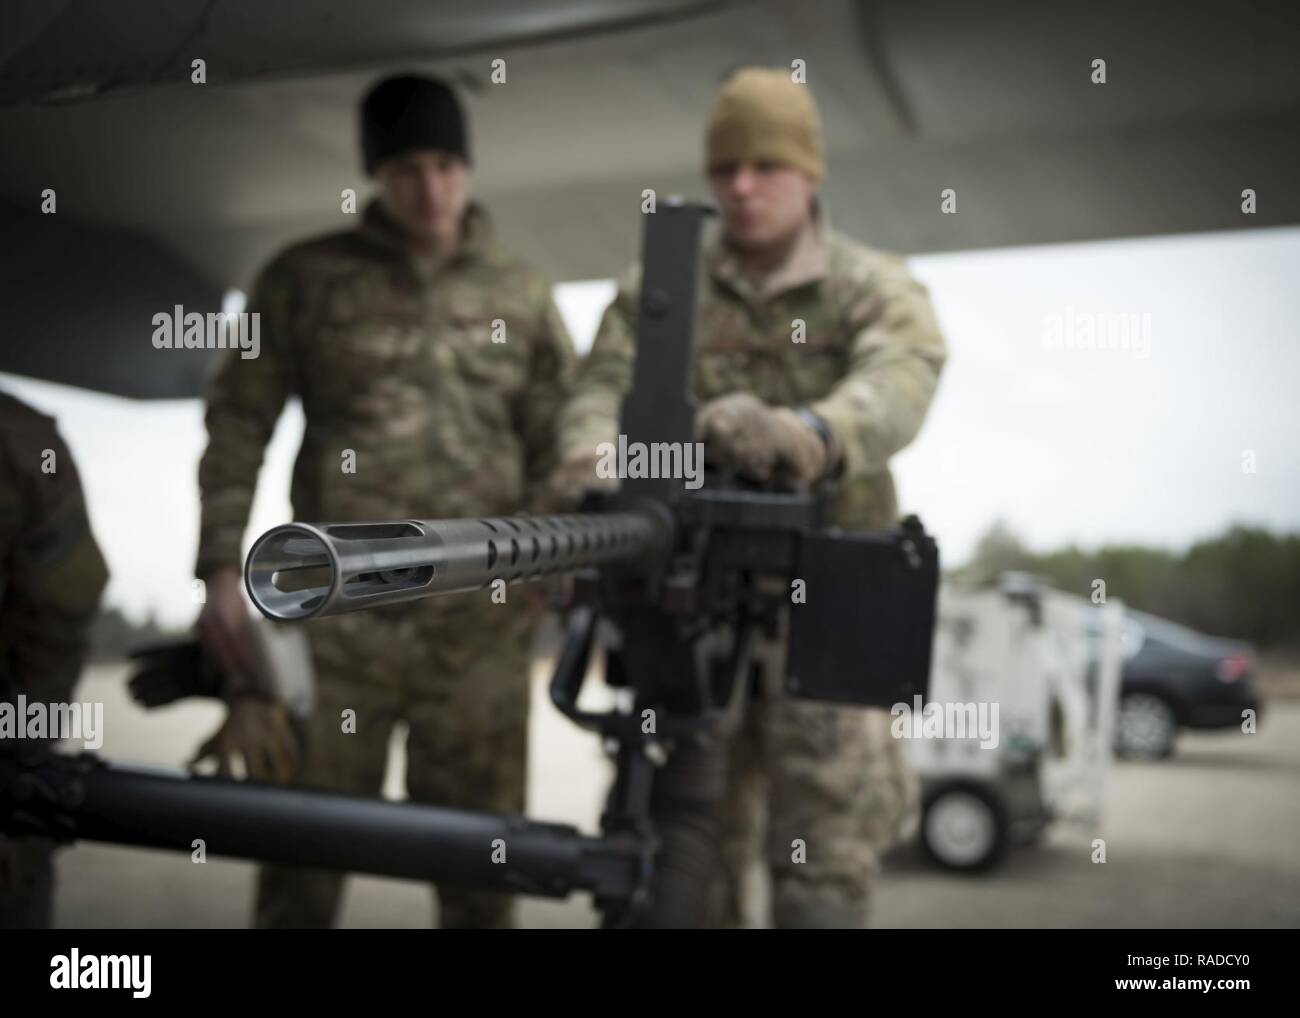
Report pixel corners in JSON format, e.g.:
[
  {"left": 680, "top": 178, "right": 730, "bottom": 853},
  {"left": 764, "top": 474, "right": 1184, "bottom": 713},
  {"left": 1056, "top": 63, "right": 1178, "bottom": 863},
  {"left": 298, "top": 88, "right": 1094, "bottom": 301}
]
[
  {"left": 255, "top": 605, "right": 536, "bottom": 928},
  {"left": 714, "top": 680, "right": 919, "bottom": 927},
  {"left": 557, "top": 212, "right": 945, "bottom": 926},
  {"left": 196, "top": 200, "right": 574, "bottom": 927},
  {"left": 0, "top": 390, "right": 108, "bottom": 927},
  {"left": 558, "top": 214, "right": 947, "bottom": 530},
  {"left": 198, "top": 199, "right": 574, "bottom": 577}
]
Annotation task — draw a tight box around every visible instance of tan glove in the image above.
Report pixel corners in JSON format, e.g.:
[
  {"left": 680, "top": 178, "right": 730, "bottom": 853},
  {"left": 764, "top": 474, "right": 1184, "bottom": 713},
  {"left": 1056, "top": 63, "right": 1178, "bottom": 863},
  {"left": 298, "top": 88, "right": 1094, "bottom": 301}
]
[
  {"left": 697, "top": 393, "right": 832, "bottom": 489},
  {"left": 540, "top": 451, "right": 619, "bottom": 513},
  {"left": 190, "top": 698, "right": 300, "bottom": 784}
]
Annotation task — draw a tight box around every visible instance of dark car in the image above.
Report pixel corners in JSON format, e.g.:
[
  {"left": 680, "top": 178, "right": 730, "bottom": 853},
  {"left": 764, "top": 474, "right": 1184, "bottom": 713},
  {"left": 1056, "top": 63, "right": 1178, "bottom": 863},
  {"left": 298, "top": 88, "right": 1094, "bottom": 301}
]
[{"left": 1095, "top": 610, "right": 1264, "bottom": 759}]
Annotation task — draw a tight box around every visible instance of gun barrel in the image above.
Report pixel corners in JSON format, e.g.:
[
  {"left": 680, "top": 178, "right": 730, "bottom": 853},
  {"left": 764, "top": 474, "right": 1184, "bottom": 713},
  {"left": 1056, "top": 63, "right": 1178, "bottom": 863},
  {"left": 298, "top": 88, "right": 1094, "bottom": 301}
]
[
  {"left": 245, "top": 511, "right": 660, "bottom": 621},
  {"left": 0, "top": 752, "right": 648, "bottom": 902}
]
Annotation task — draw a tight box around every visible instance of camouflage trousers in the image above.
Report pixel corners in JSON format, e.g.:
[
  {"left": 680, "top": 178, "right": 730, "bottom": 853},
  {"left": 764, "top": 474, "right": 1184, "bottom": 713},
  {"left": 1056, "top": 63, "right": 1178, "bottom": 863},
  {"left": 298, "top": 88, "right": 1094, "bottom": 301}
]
[
  {"left": 712, "top": 695, "right": 914, "bottom": 928},
  {"left": 0, "top": 693, "right": 67, "bottom": 928},
  {"left": 254, "top": 598, "right": 536, "bottom": 929},
  {"left": 0, "top": 833, "right": 53, "bottom": 928}
]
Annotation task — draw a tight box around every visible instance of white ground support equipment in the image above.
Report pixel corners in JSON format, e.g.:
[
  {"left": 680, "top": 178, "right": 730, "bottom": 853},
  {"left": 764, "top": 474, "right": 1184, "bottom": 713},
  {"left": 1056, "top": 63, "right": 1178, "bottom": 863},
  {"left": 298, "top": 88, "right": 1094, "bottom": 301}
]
[{"left": 904, "top": 573, "right": 1125, "bottom": 870}]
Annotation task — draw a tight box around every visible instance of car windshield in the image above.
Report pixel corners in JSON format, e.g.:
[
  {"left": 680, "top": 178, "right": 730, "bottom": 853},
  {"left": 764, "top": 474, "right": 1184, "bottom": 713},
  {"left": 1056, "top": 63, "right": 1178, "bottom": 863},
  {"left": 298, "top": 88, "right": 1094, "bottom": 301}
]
[{"left": 1083, "top": 612, "right": 1146, "bottom": 661}]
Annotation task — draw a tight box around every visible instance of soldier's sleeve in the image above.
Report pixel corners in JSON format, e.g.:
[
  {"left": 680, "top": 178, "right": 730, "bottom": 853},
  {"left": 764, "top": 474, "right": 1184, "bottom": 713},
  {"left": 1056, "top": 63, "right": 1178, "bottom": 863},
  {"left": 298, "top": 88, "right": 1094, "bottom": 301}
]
[
  {"left": 554, "top": 265, "right": 641, "bottom": 464},
  {"left": 195, "top": 255, "right": 297, "bottom": 578},
  {"left": 808, "top": 255, "right": 948, "bottom": 478},
  {"left": 0, "top": 409, "right": 108, "bottom": 701},
  {"left": 515, "top": 273, "right": 579, "bottom": 511}
]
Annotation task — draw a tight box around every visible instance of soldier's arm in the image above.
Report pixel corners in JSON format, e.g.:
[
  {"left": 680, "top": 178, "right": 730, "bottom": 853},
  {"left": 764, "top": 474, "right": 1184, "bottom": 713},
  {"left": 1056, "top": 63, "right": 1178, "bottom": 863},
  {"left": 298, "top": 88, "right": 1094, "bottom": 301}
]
[
  {"left": 808, "top": 257, "right": 948, "bottom": 478},
  {"left": 514, "top": 276, "right": 578, "bottom": 511},
  {"left": 0, "top": 416, "right": 108, "bottom": 701},
  {"left": 195, "top": 256, "right": 297, "bottom": 578},
  {"left": 554, "top": 266, "right": 641, "bottom": 464}
]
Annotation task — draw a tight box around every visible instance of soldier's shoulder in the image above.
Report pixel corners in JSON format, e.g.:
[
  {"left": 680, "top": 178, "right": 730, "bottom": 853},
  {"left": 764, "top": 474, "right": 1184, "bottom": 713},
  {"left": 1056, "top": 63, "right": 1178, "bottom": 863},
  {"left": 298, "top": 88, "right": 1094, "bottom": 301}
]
[
  {"left": 254, "top": 226, "right": 374, "bottom": 286},
  {"left": 0, "top": 391, "right": 72, "bottom": 497},
  {"left": 825, "top": 230, "right": 910, "bottom": 284},
  {"left": 615, "top": 261, "right": 643, "bottom": 296},
  {"left": 0, "top": 390, "right": 60, "bottom": 447},
  {"left": 823, "top": 231, "right": 931, "bottom": 322}
]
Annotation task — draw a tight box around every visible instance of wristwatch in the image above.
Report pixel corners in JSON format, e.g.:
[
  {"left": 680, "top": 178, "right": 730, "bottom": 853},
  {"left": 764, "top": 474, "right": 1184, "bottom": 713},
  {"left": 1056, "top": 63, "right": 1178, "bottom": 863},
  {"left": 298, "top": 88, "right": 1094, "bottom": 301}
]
[{"left": 793, "top": 406, "right": 833, "bottom": 452}]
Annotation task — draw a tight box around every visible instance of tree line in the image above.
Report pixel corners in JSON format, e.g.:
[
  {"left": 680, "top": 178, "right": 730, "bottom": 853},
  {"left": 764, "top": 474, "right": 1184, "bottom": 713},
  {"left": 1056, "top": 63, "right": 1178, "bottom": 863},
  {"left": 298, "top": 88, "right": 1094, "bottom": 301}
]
[{"left": 954, "top": 521, "right": 1300, "bottom": 650}]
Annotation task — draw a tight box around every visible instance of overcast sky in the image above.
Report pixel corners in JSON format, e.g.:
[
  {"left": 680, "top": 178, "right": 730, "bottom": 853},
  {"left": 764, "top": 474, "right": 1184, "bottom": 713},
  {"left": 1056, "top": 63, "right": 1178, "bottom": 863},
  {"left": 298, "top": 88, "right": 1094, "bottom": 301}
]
[{"left": 4, "top": 225, "right": 1297, "bottom": 628}]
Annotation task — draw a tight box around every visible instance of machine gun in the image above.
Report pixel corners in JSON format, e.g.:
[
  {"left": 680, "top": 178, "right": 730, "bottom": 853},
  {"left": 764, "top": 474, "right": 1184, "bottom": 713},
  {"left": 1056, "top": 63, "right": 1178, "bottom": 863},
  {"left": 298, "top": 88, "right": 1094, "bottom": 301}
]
[{"left": 0, "top": 202, "right": 938, "bottom": 927}]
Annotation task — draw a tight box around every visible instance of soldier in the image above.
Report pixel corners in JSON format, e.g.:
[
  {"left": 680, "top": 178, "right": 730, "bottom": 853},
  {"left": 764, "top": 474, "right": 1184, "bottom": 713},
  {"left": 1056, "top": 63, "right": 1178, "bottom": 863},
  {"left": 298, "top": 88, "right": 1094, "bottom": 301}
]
[
  {"left": 549, "top": 67, "right": 945, "bottom": 927},
  {"left": 0, "top": 390, "right": 109, "bottom": 928},
  {"left": 193, "top": 74, "right": 575, "bottom": 928}
]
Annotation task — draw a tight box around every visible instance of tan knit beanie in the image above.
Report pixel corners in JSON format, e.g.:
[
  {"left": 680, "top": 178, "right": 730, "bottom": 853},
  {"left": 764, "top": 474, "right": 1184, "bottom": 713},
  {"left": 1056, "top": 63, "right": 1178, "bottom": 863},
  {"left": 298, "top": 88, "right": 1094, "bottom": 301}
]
[{"left": 705, "top": 67, "right": 825, "bottom": 181}]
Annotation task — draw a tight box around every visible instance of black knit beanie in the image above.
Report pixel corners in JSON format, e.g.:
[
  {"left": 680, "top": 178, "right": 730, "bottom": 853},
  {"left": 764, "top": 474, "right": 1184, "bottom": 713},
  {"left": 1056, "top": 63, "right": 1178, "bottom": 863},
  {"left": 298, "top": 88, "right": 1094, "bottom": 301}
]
[{"left": 361, "top": 74, "right": 470, "bottom": 174}]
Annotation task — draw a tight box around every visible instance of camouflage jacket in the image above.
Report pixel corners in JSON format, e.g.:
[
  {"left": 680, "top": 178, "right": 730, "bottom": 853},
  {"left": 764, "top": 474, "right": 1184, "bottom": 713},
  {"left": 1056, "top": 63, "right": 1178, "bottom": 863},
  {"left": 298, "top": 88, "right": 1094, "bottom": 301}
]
[
  {"left": 557, "top": 214, "right": 948, "bottom": 530},
  {"left": 0, "top": 391, "right": 108, "bottom": 703},
  {"left": 196, "top": 200, "right": 576, "bottom": 579}
]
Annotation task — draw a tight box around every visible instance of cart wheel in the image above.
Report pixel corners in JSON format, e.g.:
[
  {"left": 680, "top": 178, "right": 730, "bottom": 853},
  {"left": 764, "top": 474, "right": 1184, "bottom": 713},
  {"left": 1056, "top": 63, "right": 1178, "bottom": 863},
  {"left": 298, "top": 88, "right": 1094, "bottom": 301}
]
[{"left": 920, "top": 783, "right": 1009, "bottom": 872}]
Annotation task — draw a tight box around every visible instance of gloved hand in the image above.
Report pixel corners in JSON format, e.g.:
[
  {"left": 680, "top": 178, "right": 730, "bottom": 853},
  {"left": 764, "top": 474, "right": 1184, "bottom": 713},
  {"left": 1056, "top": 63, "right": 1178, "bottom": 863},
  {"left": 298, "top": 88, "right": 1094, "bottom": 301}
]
[
  {"left": 128, "top": 640, "right": 222, "bottom": 708},
  {"left": 189, "top": 697, "right": 300, "bottom": 783},
  {"left": 540, "top": 451, "right": 619, "bottom": 513},
  {"left": 696, "top": 393, "right": 832, "bottom": 489}
]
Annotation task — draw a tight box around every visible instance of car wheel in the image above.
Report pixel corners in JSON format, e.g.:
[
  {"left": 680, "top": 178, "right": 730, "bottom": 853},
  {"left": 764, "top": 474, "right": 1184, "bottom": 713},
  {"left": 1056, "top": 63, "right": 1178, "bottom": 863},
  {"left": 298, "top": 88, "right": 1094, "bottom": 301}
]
[
  {"left": 1116, "top": 691, "right": 1177, "bottom": 759},
  {"left": 920, "top": 784, "right": 1009, "bottom": 872}
]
